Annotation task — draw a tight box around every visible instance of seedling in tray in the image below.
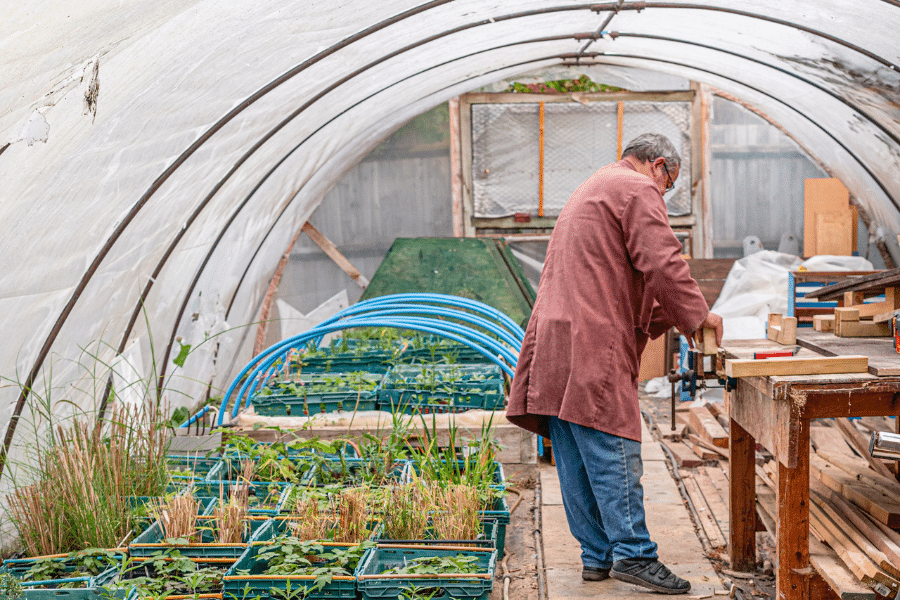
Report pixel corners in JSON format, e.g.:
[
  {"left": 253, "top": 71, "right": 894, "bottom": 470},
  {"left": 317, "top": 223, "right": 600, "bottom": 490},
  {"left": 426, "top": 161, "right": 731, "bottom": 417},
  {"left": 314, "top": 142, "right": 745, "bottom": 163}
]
[
  {"left": 225, "top": 537, "right": 374, "bottom": 598},
  {"left": 111, "top": 550, "right": 230, "bottom": 599},
  {"left": 1, "top": 549, "right": 122, "bottom": 590}
]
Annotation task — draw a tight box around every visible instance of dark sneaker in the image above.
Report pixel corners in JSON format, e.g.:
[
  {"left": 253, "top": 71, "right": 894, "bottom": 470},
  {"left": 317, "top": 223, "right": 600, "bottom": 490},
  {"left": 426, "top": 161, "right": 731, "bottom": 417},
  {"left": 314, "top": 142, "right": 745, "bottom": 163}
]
[
  {"left": 582, "top": 566, "right": 611, "bottom": 581},
  {"left": 610, "top": 558, "right": 691, "bottom": 594}
]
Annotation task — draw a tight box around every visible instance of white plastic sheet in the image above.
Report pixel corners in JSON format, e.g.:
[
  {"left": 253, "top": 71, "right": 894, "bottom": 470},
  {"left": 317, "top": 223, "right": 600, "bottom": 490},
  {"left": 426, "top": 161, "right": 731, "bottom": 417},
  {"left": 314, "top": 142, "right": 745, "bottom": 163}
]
[
  {"left": 711, "top": 251, "right": 875, "bottom": 339},
  {"left": 2, "top": 0, "right": 900, "bottom": 493}
]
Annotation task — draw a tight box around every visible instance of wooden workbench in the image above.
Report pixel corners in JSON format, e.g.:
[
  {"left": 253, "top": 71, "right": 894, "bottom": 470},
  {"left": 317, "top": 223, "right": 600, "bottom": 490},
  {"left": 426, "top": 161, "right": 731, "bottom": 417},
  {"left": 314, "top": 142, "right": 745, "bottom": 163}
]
[{"left": 724, "top": 334, "right": 900, "bottom": 600}]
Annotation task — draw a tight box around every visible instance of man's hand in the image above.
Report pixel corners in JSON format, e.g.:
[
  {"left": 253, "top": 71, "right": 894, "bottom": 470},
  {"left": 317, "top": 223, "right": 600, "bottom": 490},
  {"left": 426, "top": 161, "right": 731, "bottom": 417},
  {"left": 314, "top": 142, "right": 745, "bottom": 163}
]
[
  {"left": 678, "top": 312, "right": 723, "bottom": 349},
  {"left": 697, "top": 312, "right": 723, "bottom": 347}
]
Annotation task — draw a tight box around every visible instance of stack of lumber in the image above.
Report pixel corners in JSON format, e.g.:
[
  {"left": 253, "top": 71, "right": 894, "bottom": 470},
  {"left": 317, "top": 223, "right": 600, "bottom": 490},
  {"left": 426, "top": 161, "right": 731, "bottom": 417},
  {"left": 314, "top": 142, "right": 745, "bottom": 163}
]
[
  {"left": 757, "top": 417, "right": 900, "bottom": 597},
  {"left": 804, "top": 269, "right": 900, "bottom": 337},
  {"left": 660, "top": 400, "right": 729, "bottom": 468}
]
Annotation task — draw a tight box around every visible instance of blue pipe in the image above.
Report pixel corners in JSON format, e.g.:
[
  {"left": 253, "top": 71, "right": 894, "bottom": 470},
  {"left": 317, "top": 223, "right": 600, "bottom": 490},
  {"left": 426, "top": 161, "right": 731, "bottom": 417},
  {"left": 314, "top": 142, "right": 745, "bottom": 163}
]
[
  {"left": 179, "top": 404, "right": 211, "bottom": 428},
  {"left": 324, "top": 293, "right": 524, "bottom": 342},
  {"left": 218, "top": 317, "right": 518, "bottom": 424},
  {"left": 237, "top": 316, "right": 516, "bottom": 415},
  {"left": 329, "top": 304, "right": 520, "bottom": 347},
  {"left": 227, "top": 310, "right": 518, "bottom": 416}
]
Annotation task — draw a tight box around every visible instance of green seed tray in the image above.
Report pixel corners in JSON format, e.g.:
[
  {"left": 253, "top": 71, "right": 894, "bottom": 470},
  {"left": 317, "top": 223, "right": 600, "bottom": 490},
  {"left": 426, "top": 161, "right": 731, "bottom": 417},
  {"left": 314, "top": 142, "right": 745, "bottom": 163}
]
[
  {"left": 110, "top": 555, "right": 234, "bottom": 599},
  {"left": 165, "top": 454, "right": 221, "bottom": 481},
  {"left": 356, "top": 546, "right": 496, "bottom": 600},
  {"left": 300, "top": 459, "right": 408, "bottom": 487},
  {"left": 206, "top": 456, "right": 311, "bottom": 485},
  {"left": 251, "top": 394, "right": 378, "bottom": 416},
  {"left": 1, "top": 554, "right": 123, "bottom": 600},
  {"left": 375, "top": 519, "right": 498, "bottom": 549},
  {"left": 129, "top": 517, "right": 274, "bottom": 558},
  {"left": 193, "top": 482, "right": 293, "bottom": 516},
  {"left": 407, "top": 459, "right": 505, "bottom": 487},
  {"left": 480, "top": 495, "right": 510, "bottom": 558},
  {"left": 223, "top": 542, "right": 368, "bottom": 600}
]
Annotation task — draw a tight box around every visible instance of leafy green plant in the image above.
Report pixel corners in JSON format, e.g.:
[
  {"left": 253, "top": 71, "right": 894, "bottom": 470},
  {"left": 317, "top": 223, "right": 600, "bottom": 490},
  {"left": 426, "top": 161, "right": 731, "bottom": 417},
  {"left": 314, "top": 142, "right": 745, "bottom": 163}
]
[
  {"left": 0, "top": 572, "right": 23, "bottom": 599},
  {"left": 19, "top": 549, "right": 120, "bottom": 588},
  {"left": 115, "top": 550, "right": 226, "bottom": 598},
  {"left": 507, "top": 74, "right": 623, "bottom": 94},
  {"left": 380, "top": 554, "right": 479, "bottom": 575},
  {"left": 251, "top": 537, "right": 374, "bottom": 593}
]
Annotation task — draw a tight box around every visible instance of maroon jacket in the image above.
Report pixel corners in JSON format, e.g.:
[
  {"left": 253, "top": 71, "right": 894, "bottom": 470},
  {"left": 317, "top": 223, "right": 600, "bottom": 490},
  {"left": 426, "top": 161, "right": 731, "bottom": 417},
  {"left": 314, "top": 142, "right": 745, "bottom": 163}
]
[{"left": 507, "top": 160, "right": 709, "bottom": 441}]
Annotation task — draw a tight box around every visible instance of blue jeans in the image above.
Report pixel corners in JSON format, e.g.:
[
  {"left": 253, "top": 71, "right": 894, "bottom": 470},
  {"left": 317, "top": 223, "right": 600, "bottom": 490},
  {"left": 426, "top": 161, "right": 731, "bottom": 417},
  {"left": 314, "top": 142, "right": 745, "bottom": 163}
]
[{"left": 548, "top": 416, "right": 658, "bottom": 569}]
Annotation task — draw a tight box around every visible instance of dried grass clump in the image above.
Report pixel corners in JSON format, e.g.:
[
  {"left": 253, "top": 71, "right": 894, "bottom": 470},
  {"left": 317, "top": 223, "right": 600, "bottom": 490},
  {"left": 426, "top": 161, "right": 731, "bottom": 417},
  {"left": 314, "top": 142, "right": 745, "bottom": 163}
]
[
  {"left": 7, "top": 403, "right": 170, "bottom": 556},
  {"left": 380, "top": 483, "right": 430, "bottom": 541},
  {"left": 214, "top": 465, "right": 251, "bottom": 544},
  {"left": 152, "top": 493, "right": 199, "bottom": 541},
  {"left": 431, "top": 484, "right": 481, "bottom": 541},
  {"left": 333, "top": 486, "right": 371, "bottom": 543}
]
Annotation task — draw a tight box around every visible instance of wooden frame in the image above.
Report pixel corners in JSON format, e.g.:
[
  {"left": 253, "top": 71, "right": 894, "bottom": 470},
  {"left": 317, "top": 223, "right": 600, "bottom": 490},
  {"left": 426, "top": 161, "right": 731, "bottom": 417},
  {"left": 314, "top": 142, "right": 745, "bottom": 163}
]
[
  {"left": 725, "top": 336, "right": 900, "bottom": 600},
  {"left": 453, "top": 87, "right": 712, "bottom": 256}
]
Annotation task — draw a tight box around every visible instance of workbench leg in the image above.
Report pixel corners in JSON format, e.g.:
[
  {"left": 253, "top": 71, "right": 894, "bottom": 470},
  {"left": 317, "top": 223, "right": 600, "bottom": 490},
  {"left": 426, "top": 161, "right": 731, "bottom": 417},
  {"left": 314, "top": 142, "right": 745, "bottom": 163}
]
[
  {"left": 776, "top": 418, "right": 811, "bottom": 600},
  {"left": 729, "top": 416, "right": 756, "bottom": 571}
]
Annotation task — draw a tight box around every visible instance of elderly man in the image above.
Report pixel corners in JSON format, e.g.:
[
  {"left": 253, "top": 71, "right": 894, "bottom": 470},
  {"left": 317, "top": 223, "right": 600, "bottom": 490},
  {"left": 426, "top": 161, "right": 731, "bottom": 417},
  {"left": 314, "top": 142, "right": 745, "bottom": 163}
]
[{"left": 507, "top": 133, "right": 723, "bottom": 595}]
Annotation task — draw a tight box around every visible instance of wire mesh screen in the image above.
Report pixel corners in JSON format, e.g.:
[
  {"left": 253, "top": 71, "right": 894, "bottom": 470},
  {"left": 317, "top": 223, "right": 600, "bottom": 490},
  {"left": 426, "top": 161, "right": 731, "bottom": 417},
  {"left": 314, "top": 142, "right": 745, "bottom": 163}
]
[{"left": 472, "top": 100, "right": 692, "bottom": 218}]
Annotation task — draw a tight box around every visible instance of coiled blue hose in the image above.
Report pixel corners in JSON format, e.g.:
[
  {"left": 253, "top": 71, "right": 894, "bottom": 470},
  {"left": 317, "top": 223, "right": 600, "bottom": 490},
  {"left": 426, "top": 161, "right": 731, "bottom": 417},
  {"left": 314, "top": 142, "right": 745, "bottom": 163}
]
[
  {"left": 227, "top": 317, "right": 517, "bottom": 422},
  {"left": 212, "top": 294, "right": 525, "bottom": 425}
]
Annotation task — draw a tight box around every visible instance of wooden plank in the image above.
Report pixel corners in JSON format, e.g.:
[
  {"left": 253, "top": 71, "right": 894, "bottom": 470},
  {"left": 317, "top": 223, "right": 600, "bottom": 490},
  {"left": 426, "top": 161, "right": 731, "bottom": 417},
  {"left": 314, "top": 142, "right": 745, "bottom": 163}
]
[
  {"left": 805, "top": 178, "right": 851, "bottom": 257},
  {"left": 661, "top": 439, "right": 704, "bottom": 467},
  {"left": 805, "top": 268, "right": 898, "bottom": 301},
  {"left": 689, "top": 405, "right": 729, "bottom": 448},
  {"left": 843, "top": 288, "right": 900, "bottom": 319},
  {"left": 811, "top": 454, "right": 900, "bottom": 527},
  {"left": 696, "top": 466, "right": 730, "bottom": 540},
  {"left": 835, "top": 418, "right": 896, "bottom": 480},
  {"left": 661, "top": 422, "right": 686, "bottom": 440},
  {"left": 682, "top": 473, "right": 726, "bottom": 549},
  {"left": 811, "top": 425, "right": 859, "bottom": 458},
  {"left": 817, "top": 210, "right": 855, "bottom": 256},
  {"left": 809, "top": 536, "right": 877, "bottom": 600},
  {"left": 829, "top": 492, "right": 900, "bottom": 575},
  {"left": 767, "top": 314, "right": 798, "bottom": 345},
  {"left": 796, "top": 330, "right": 900, "bottom": 377},
  {"left": 810, "top": 501, "right": 880, "bottom": 587},
  {"left": 814, "top": 491, "right": 900, "bottom": 581},
  {"left": 301, "top": 222, "right": 370, "bottom": 289},
  {"left": 836, "top": 321, "right": 892, "bottom": 338},
  {"left": 688, "top": 433, "right": 729, "bottom": 459},
  {"left": 725, "top": 355, "right": 869, "bottom": 378},
  {"left": 814, "top": 314, "right": 836, "bottom": 332},
  {"left": 729, "top": 417, "right": 757, "bottom": 571}
]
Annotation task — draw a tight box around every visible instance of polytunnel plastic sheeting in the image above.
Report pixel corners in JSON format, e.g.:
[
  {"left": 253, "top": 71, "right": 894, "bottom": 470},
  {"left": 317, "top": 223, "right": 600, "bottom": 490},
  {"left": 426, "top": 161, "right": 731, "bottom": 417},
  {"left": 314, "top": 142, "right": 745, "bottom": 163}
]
[{"left": 1, "top": 0, "right": 900, "bottom": 490}]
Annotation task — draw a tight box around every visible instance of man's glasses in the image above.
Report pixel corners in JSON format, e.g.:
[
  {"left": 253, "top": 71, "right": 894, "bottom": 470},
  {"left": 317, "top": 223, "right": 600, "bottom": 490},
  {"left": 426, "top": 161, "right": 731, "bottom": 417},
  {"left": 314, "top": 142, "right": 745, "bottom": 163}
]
[{"left": 661, "top": 161, "right": 675, "bottom": 193}]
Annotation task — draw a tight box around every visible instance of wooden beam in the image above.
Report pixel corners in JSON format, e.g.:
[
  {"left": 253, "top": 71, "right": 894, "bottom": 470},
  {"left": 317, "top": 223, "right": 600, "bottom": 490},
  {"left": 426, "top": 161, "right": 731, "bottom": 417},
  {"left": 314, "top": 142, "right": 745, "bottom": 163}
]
[
  {"left": 813, "top": 314, "right": 835, "bottom": 332},
  {"left": 767, "top": 314, "right": 797, "bottom": 345},
  {"left": 725, "top": 355, "right": 868, "bottom": 378},
  {"left": 301, "top": 222, "right": 369, "bottom": 289},
  {"left": 449, "top": 97, "right": 464, "bottom": 237},
  {"left": 835, "top": 418, "right": 896, "bottom": 480},
  {"left": 689, "top": 405, "right": 729, "bottom": 448}
]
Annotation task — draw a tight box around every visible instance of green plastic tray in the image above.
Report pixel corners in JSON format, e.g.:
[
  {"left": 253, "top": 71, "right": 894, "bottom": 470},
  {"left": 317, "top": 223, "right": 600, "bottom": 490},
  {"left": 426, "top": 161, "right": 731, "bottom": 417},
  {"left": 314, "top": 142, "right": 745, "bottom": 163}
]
[
  {"left": 1, "top": 553, "right": 123, "bottom": 600},
  {"left": 223, "top": 542, "right": 369, "bottom": 600},
  {"left": 129, "top": 517, "right": 274, "bottom": 558},
  {"left": 356, "top": 545, "right": 496, "bottom": 600}
]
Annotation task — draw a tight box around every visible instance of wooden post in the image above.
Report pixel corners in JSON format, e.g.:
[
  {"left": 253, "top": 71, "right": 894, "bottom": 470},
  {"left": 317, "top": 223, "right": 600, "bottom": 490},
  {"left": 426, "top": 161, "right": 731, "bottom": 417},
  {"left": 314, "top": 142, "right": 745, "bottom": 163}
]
[
  {"left": 729, "top": 412, "right": 757, "bottom": 571},
  {"left": 449, "top": 97, "right": 464, "bottom": 237},
  {"left": 776, "top": 417, "right": 812, "bottom": 599},
  {"left": 301, "top": 222, "right": 369, "bottom": 289}
]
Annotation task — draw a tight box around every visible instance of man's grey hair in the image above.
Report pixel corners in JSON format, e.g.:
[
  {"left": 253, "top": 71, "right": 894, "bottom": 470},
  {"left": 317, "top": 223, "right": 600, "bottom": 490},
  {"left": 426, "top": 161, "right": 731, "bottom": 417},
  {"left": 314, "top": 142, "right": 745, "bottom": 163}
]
[{"left": 621, "top": 133, "right": 681, "bottom": 170}]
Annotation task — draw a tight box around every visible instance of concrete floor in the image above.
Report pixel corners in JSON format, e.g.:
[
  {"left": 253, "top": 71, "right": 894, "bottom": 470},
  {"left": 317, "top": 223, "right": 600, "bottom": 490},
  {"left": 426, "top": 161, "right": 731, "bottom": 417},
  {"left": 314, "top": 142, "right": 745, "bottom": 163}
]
[{"left": 541, "top": 417, "right": 729, "bottom": 598}]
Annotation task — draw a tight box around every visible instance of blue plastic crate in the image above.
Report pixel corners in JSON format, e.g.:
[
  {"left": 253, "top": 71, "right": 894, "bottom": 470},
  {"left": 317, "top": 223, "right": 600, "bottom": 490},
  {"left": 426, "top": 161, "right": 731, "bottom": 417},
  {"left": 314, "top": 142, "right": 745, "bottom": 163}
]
[
  {"left": 193, "top": 482, "right": 293, "bottom": 516},
  {"left": 301, "top": 458, "right": 408, "bottom": 487}
]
